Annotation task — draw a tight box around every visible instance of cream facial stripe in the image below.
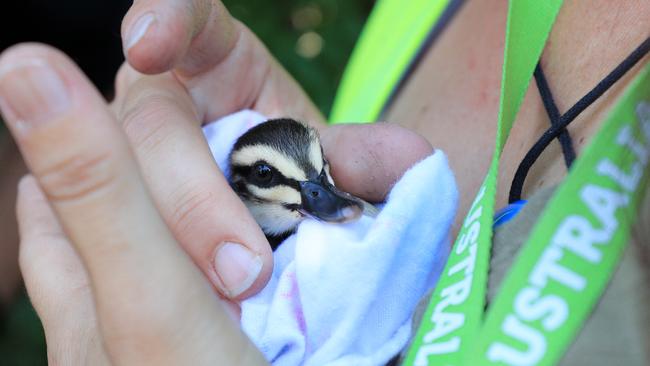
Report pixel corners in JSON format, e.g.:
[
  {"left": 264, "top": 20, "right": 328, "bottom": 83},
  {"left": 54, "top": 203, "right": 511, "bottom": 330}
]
[
  {"left": 247, "top": 184, "right": 302, "bottom": 205},
  {"left": 231, "top": 145, "right": 308, "bottom": 181},
  {"left": 324, "top": 163, "right": 335, "bottom": 185},
  {"left": 308, "top": 134, "right": 324, "bottom": 173},
  {"left": 244, "top": 200, "right": 303, "bottom": 236}
]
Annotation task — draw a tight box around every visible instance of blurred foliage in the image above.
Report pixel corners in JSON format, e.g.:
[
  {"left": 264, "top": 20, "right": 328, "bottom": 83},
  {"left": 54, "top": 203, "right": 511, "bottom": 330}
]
[
  {"left": 0, "top": 295, "right": 46, "bottom": 366},
  {"left": 224, "top": 0, "right": 375, "bottom": 115},
  {"left": 0, "top": 1, "right": 373, "bottom": 365}
]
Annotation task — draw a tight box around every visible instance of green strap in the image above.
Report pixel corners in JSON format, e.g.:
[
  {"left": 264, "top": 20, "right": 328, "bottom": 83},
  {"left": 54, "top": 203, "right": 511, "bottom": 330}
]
[
  {"left": 329, "top": 0, "right": 449, "bottom": 123},
  {"left": 469, "top": 62, "right": 650, "bottom": 366},
  {"left": 404, "top": 1, "right": 562, "bottom": 365},
  {"left": 405, "top": 1, "right": 650, "bottom": 365}
]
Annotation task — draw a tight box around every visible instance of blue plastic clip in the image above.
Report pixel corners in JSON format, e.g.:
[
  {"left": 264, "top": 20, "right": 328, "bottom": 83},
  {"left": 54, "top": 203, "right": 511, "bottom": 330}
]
[{"left": 493, "top": 200, "right": 527, "bottom": 229}]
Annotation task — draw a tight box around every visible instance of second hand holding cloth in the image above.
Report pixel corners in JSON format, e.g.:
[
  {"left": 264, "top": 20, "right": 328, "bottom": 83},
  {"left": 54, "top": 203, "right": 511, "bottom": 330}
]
[{"left": 203, "top": 110, "right": 458, "bottom": 366}]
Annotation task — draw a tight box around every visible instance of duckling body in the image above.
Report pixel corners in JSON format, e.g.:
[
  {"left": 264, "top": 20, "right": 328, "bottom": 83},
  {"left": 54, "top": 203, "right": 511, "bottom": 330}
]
[{"left": 229, "top": 118, "right": 371, "bottom": 249}]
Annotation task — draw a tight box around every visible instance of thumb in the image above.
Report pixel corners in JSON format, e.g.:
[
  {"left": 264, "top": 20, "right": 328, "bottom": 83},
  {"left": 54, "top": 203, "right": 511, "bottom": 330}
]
[{"left": 321, "top": 123, "right": 434, "bottom": 202}]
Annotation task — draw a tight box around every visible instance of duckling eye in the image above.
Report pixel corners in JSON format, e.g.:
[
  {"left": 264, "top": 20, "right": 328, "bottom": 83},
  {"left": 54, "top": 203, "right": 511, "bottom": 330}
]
[{"left": 252, "top": 163, "right": 274, "bottom": 185}]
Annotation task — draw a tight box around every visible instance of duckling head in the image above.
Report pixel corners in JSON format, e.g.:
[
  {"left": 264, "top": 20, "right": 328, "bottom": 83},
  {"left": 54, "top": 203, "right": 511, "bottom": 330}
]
[{"left": 229, "top": 118, "right": 363, "bottom": 239}]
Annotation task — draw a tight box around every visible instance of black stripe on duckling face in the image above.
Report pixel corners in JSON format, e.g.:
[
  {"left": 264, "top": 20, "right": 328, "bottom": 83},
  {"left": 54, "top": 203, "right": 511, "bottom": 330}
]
[
  {"left": 231, "top": 119, "right": 323, "bottom": 181},
  {"left": 229, "top": 160, "right": 305, "bottom": 237},
  {"left": 230, "top": 160, "right": 302, "bottom": 205}
]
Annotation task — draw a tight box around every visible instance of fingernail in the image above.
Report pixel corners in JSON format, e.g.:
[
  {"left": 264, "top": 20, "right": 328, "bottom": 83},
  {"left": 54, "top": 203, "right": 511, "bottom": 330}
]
[
  {"left": 126, "top": 12, "right": 156, "bottom": 50},
  {"left": 0, "top": 59, "right": 70, "bottom": 131},
  {"left": 213, "top": 242, "right": 263, "bottom": 298}
]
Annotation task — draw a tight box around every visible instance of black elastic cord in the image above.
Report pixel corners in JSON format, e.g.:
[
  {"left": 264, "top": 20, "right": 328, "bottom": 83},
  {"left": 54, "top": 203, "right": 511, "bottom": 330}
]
[
  {"left": 507, "top": 64, "right": 577, "bottom": 202},
  {"left": 509, "top": 36, "right": 650, "bottom": 203},
  {"left": 534, "top": 64, "right": 576, "bottom": 168}
]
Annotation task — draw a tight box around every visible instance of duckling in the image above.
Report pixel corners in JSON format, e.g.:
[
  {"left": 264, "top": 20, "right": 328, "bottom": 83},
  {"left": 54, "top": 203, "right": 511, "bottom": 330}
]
[{"left": 229, "top": 118, "right": 377, "bottom": 249}]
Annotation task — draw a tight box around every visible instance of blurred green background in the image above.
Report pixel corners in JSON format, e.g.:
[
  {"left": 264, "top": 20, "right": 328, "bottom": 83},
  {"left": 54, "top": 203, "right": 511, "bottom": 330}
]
[
  {"left": 0, "top": 0, "right": 374, "bottom": 364},
  {"left": 228, "top": 0, "right": 375, "bottom": 114}
]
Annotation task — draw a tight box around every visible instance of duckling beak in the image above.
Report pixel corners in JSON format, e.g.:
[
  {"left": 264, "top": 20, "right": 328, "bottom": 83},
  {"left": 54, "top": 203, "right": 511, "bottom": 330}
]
[{"left": 299, "top": 174, "right": 363, "bottom": 223}]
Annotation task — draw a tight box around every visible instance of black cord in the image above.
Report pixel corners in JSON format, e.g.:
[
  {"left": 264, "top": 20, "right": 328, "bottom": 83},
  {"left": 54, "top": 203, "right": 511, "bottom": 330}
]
[
  {"left": 509, "top": 36, "right": 650, "bottom": 203},
  {"left": 534, "top": 64, "right": 576, "bottom": 168}
]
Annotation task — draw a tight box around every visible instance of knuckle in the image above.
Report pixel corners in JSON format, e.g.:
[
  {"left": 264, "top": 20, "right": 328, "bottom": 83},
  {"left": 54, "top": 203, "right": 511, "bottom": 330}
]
[
  {"left": 120, "top": 92, "right": 177, "bottom": 151},
  {"left": 169, "top": 182, "right": 218, "bottom": 238},
  {"left": 38, "top": 151, "right": 118, "bottom": 205},
  {"left": 119, "top": 81, "right": 196, "bottom": 154}
]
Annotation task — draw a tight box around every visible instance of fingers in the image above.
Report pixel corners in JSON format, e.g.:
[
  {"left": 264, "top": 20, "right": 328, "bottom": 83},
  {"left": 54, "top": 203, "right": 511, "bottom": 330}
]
[
  {"left": 320, "top": 123, "right": 435, "bottom": 202},
  {"left": 116, "top": 72, "right": 273, "bottom": 299},
  {"left": 17, "top": 175, "right": 111, "bottom": 366},
  {"left": 122, "top": 0, "right": 325, "bottom": 125},
  {"left": 0, "top": 44, "right": 265, "bottom": 364},
  {"left": 17, "top": 175, "right": 86, "bottom": 318},
  {"left": 122, "top": 0, "right": 236, "bottom": 76}
]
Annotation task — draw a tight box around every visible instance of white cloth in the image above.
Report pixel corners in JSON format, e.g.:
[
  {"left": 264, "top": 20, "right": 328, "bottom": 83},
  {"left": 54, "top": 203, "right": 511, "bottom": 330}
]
[{"left": 203, "top": 110, "right": 458, "bottom": 366}]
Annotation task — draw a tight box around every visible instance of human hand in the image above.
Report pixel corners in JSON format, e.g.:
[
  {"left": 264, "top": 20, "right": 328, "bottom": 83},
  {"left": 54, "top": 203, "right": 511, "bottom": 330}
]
[
  {"left": 119, "top": 0, "right": 325, "bottom": 125},
  {"left": 106, "top": 0, "right": 332, "bottom": 303},
  {"left": 1, "top": 39, "right": 433, "bottom": 364},
  {"left": 1, "top": 44, "right": 268, "bottom": 365},
  {"left": 2, "top": 3, "right": 434, "bottom": 363},
  {"left": 112, "top": 0, "right": 435, "bottom": 301},
  {"left": 111, "top": 0, "right": 333, "bottom": 305}
]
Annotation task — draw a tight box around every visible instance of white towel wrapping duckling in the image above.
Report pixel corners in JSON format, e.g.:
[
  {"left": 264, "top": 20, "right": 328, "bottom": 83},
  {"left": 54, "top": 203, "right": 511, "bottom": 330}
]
[{"left": 203, "top": 110, "right": 458, "bottom": 366}]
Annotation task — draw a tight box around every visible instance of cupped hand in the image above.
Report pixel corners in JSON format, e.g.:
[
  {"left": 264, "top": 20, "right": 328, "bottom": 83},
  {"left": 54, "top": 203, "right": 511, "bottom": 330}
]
[
  {"left": 110, "top": 0, "right": 329, "bottom": 303},
  {"left": 119, "top": 0, "right": 325, "bottom": 124},
  {"left": 1, "top": 44, "right": 266, "bottom": 365},
  {"left": 113, "top": 0, "right": 435, "bottom": 302},
  {"left": 111, "top": 0, "right": 327, "bottom": 305},
  {"left": 2, "top": 2, "right": 435, "bottom": 364}
]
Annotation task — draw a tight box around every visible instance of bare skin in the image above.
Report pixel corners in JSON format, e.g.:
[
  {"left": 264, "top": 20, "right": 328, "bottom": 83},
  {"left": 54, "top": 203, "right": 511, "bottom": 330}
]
[{"left": 386, "top": 0, "right": 650, "bottom": 236}]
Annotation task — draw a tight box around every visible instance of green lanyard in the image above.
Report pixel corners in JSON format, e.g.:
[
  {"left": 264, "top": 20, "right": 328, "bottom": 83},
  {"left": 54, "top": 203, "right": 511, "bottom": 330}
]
[
  {"left": 330, "top": 0, "right": 450, "bottom": 123},
  {"left": 403, "top": 1, "right": 650, "bottom": 365}
]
